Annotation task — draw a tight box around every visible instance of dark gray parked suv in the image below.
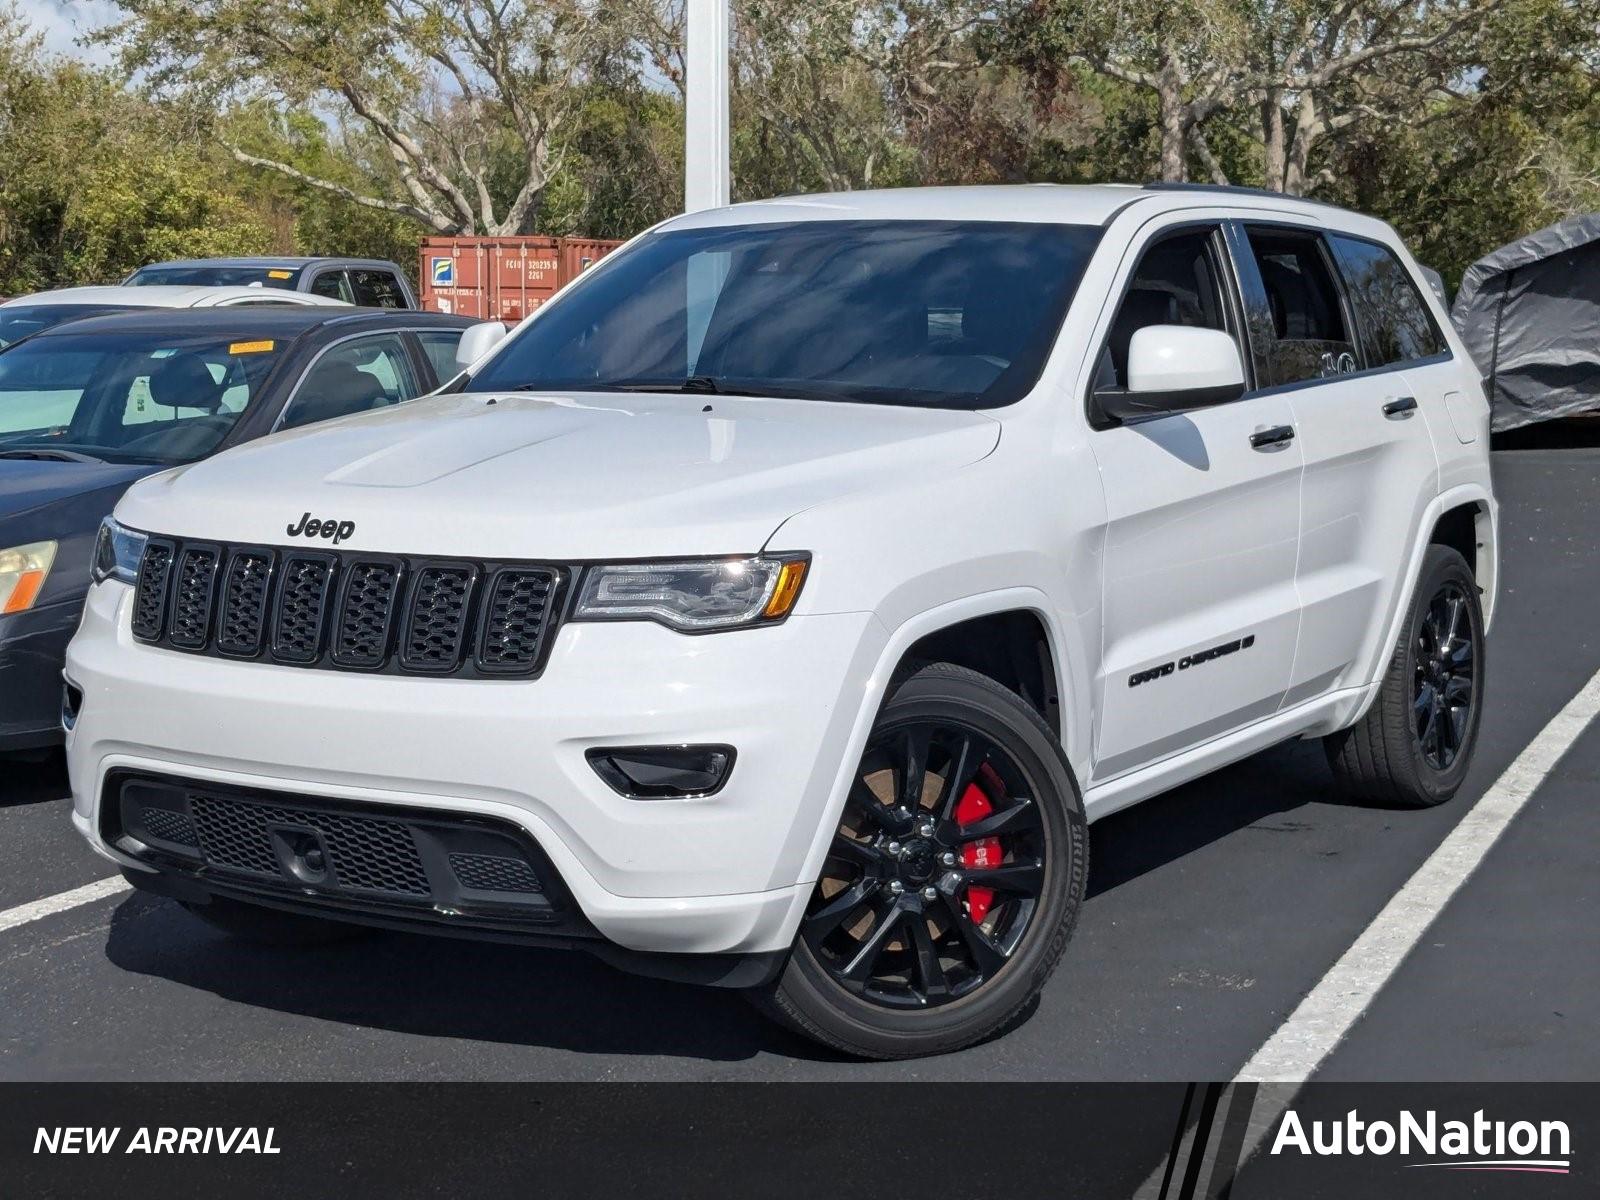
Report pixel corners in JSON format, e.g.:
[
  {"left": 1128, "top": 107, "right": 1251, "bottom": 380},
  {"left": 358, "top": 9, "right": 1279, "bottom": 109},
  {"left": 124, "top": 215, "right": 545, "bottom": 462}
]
[{"left": 124, "top": 257, "right": 417, "bottom": 309}]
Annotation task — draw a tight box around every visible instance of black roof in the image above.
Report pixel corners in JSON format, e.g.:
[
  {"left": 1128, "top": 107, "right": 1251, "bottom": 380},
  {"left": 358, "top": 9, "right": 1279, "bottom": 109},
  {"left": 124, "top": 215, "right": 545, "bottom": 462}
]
[{"left": 31, "top": 307, "right": 473, "bottom": 341}]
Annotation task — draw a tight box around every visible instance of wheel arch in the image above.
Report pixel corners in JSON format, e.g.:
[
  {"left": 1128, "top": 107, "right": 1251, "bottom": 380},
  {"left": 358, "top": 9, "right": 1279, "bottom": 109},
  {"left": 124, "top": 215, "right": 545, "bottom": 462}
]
[
  {"left": 874, "top": 592, "right": 1088, "bottom": 772},
  {"left": 1427, "top": 496, "right": 1497, "bottom": 625},
  {"left": 1337, "top": 484, "right": 1497, "bottom": 734},
  {"left": 789, "top": 588, "right": 1091, "bottom": 900}
]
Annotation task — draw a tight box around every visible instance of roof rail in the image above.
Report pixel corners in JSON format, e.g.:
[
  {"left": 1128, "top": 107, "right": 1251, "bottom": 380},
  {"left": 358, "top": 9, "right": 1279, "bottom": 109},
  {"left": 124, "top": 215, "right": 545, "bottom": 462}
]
[{"left": 1142, "top": 182, "right": 1346, "bottom": 211}]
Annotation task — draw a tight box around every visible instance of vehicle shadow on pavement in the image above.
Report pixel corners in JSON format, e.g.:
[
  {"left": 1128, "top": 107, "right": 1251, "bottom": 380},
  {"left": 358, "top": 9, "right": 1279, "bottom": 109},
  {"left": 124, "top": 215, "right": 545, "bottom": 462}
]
[
  {"left": 0, "top": 749, "right": 68, "bottom": 808},
  {"left": 1086, "top": 737, "right": 1341, "bottom": 898},
  {"left": 100, "top": 892, "right": 848, "bottom": 1066},
  {"left": 93, "top": 740, "right": 1343, "bottom": 1070}
]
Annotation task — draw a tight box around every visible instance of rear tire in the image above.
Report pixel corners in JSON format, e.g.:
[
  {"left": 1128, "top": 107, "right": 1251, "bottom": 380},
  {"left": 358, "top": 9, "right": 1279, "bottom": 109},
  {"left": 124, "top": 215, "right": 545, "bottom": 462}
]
[
  {"left": 752, "top": 662, "right": 1087, "bottom": 1059},
  {"left": 1324, "top": 545, "right": 1485, "bottom": 807},
  {"left": 180, "top": 897, "right": 370, "bottom": 947}
]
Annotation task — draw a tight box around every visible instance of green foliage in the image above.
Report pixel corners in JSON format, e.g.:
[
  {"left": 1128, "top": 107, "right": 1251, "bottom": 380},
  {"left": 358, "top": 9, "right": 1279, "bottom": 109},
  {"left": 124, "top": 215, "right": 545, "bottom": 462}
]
[
  {"left": 1, "top": 0, "right": 1596, "bottom": 295},
  {"left": 0, "top": 29, "right": 271, "bottom": 290},
  {"left": 540, "top": 83, "right": 684, "bottom": 237},
  {"left": 220, "top": 105, "right": 425, "bottom": 273}
]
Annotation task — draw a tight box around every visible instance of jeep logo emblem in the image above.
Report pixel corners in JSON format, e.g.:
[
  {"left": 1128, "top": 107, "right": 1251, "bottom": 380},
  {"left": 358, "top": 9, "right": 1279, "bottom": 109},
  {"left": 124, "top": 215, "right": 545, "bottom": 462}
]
[{"left": 286, "top": 512, "right": 356, "bottom": 545}]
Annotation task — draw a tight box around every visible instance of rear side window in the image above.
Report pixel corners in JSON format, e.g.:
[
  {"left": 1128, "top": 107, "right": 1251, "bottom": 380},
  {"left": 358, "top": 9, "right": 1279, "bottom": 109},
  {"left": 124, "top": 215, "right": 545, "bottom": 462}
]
[
  {"left": 278, "top": 333, "right": 421, "bottom": 430},
  {"left": 310, "top": 271, "right": 352, "bottom": 303},
  {"left": 416, "top": 330, "right": 465, "bottom": 383},
  {"left": 1243, "top": 227, "right": 1358, "bottom": 387},
  {"left": 1327, "top": 235, "right": 1447, "bottom": 367},
  {"left": 350, "top": 269, "right": 408, "bottom": 308}
]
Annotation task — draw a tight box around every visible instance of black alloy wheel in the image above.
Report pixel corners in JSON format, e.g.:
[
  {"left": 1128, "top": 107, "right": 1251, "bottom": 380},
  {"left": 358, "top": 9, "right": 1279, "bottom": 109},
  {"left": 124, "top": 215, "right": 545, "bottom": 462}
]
[
  {"left": 802, "top": 721, "right": 1046, "bottom": 1009},
  {"left": 753, "top": 662, "right": 1087, "bottom": 1059},
  {"left": 1413, "top": 581, "right": 1477, "bottom": 771},
  {"left": 1324, "top": 544, "right": 1486, "bottom": 808}
]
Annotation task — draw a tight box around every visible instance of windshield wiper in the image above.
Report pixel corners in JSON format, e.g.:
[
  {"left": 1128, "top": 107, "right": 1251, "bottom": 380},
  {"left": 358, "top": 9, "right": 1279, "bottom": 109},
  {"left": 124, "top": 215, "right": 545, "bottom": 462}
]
[
  {"left": 502, "top": 376, "right": 844, "bottom": 402},
  {"left": 512, "top": 376, "right": 723, "bottom": 395},
  {"left": 0, "top": 447, "right": 103, "bottom": 463}
]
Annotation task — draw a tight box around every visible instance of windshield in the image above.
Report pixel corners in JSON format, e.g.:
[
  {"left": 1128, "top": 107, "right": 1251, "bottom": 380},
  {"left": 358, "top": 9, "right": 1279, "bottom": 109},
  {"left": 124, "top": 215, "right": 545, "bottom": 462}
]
[
  {"left": 126, "top": 265, "right": 301, "bottom": 289},
  {"left": 466, "top": 220, "right": 1103, "bottom": 409},
  {"left": 0, "top": 331, "right": 286, "bottom": 465},
  {"left": 0, "top": 305, "right": 130, "bottom": 350}
]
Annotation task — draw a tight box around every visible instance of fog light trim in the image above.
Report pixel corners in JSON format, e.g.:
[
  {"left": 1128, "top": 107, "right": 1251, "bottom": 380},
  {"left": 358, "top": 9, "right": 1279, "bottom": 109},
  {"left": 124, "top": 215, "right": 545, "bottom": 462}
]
[
  {"left": 586, "top": 744, "right": 737, "bottom": 799},
  {"left": 61, "top": 676, "right": 83, "bottom": 732}
]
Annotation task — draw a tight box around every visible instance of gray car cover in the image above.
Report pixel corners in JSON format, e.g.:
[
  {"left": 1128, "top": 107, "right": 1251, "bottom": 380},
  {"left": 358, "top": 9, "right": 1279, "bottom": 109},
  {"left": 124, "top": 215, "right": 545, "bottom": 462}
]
[{"left": 1452, "top": 213, "right": 1600, "bottom": 431}]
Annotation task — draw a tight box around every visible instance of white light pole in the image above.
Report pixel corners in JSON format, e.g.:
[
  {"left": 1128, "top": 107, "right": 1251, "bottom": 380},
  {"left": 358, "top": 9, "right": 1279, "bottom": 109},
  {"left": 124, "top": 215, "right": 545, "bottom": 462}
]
[{"left": 684, "top": 0, "right": 730, "bottom": 212}]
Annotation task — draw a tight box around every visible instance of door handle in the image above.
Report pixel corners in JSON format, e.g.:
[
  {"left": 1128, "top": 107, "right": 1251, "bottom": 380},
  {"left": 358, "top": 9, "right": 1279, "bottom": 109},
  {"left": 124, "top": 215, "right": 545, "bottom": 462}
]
[
  {"left": 1250, "top": 424, "right": 1296, "bottom": 449},
  {"left": 1383, "top": 396, "right": 1419, "bottom": 418}
]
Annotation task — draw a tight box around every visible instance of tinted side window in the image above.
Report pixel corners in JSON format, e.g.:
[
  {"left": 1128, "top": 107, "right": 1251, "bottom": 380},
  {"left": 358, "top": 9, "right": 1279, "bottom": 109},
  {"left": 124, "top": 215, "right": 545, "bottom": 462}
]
[
  {"left": 279, "top": 334, "right": 420, "bottom": 430},
  {"left": 350, "top": 269, "right": 409, "bottom": 309},
  {"left": 310, "top": 270, "right": 353, "bottom": 303},
  {"left": 416, "top": 330, "right": 465, "bottom": 383},
  {"left": 1328, "top": 235, "right": 1447, "bottom": 367},
  {"left": 1098, "top": 226, "right": 1229, "bottom": 391},
  {"left": 1244, "top": 228, "right": 1357, "bottom": 386}
]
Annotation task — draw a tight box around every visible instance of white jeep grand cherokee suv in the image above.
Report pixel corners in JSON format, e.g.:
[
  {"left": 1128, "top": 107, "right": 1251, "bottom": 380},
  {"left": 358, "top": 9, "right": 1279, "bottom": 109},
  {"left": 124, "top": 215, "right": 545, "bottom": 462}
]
[{"left": 67, "top": 185, "right": 1496, "bottom": 1059}]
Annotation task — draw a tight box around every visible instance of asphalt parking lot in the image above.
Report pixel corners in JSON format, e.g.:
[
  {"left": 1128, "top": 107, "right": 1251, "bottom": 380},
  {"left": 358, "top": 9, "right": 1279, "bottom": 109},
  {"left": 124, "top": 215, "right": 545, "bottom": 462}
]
[{"left": 3, "top": 431, "right": 1597, "bottom": 1082}]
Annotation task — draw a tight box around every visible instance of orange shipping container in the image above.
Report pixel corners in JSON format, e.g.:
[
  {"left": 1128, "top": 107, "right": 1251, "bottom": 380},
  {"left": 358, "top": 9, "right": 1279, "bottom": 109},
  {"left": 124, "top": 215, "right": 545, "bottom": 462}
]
[{"left": 419, "top": 235, "right": 624, "bottom": 322}]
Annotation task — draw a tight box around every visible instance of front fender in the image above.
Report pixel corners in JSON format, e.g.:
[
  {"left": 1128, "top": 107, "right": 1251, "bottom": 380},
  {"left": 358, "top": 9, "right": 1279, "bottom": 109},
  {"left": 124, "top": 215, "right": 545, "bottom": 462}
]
[{"left": 788, "top": 586, "right": 1092, "bottom": 899}]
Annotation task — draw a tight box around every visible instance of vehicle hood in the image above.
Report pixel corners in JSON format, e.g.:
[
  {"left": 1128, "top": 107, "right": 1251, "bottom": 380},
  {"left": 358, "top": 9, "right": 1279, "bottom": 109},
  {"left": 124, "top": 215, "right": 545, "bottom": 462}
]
[
  {"left": 0, "top": 458, "right": 159, "bottom": 604},
  {"left": 115, "top": 391, "right": 1003, "bottom": 559}
]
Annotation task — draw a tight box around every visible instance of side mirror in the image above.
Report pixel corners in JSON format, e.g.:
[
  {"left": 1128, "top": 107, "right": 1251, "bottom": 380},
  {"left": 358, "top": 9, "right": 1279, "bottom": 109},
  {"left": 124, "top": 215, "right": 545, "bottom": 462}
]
[
  {"left": 454, "top": 320, "right": 509, "bottom": 370},
  {"left": 1097, "top": 325, "right": 1246, "bottom": 424}
]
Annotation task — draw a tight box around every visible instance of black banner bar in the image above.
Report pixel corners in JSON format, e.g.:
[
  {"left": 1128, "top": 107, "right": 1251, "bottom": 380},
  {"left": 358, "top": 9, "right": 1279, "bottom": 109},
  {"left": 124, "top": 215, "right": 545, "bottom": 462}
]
[{"left": 2, "top": 1083, "right": 1594, "bottom": 1198}]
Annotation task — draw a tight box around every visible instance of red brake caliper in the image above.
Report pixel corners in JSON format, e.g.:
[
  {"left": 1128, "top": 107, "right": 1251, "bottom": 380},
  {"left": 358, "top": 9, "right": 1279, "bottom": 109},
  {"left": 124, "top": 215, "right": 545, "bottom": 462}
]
[{"left": 954, "top": 782, "right": 1001, "bottom": 924}]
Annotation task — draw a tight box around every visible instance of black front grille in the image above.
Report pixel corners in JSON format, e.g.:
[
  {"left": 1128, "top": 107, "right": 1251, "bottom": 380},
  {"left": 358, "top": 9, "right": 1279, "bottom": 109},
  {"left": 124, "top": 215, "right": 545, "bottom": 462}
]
[
  {"left": 401, "top": 565, "right": 477, "bottom": 672},
  {"left": 131, "top": 538, "right": 565, "bottom": 679},
  {"left": 450, "top": 851, "right": 544, "bottom": 894},
  {"left": 190, "top": 794, "right": 430, "bottom": 896},
  {"left": 140, "top": 806, "right": 198, "bottom": 847},
  {"left": 332, "top": 560, "right": 402, "bottom": 668},
  {"left": 131, "top": 540, "right": 174, "bottom": 641},
  {"left": 271, "top": 555, "right": 336, "bottom": 663},
  {"left": 478, "top": 569, "right": 560, "bottom": 673},
  {"left": 216, "top": 550, "right": 273, "bottom": 656},
  {"left": 107, "top": 773, "right": 573, "bottom": 932},
  {"left": 167, "top": 546, "right": 221, "bottom": 649}
]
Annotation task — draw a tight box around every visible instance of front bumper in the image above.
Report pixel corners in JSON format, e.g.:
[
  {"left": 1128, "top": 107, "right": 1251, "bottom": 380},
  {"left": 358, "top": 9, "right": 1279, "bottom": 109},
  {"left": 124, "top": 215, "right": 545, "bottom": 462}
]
[
  {"left": 67, "top": 580, "right": 885, "bottom": 957},
  {"left": 0, "top": 595, "right": 81, "bottom": 751}
]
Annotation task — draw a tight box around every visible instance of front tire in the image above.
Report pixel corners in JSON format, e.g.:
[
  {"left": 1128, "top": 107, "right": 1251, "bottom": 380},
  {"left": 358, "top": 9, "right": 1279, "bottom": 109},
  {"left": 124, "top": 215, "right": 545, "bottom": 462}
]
[
  {"left": 1325, "top": 545, "right": 1486, "bottom": 807},
  {"left": 754, "top": 662, "right": 1088, "bottom": 1059}
]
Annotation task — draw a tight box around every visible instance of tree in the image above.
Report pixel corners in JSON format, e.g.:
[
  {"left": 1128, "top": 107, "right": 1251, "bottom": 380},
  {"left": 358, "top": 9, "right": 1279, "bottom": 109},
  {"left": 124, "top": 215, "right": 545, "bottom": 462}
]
[
  {"left": 1009, "top": 0, "right": 1521, "bottom": 192},
  {"left": 1, "top": 5, "right": 270, "bottom": 290},
  {"left": 104, "top": 0, "right": 633, "bottom": 234},
  {"left": 635, "top": 0, "right": 1006, "bottom": 195}
]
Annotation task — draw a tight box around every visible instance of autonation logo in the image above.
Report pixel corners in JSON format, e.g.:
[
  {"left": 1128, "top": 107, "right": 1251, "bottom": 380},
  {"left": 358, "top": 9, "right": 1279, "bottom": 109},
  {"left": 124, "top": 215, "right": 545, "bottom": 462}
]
[{"left": 1271, "top": 1108, "right": 1572, "bottom": 1175}]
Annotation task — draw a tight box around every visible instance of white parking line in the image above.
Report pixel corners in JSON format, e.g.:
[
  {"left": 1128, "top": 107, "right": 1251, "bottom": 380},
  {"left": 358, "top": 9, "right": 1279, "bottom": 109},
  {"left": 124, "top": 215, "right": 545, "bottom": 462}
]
[
  {"left": 1133, "top": 670, "right": 1600, "bottom": 1198},
  {"left": 1238, "top": 665, "right": 1600, "bottom": 1081},
  {"left": 0, "top": 876, "right": 131, "bottom": 935}
]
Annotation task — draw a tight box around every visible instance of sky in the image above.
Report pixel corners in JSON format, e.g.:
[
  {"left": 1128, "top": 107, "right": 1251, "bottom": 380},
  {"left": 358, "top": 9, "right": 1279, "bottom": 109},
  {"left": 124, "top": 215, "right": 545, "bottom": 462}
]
[{"left": 17, "top": 0, "right": 119, "bottom": 65}]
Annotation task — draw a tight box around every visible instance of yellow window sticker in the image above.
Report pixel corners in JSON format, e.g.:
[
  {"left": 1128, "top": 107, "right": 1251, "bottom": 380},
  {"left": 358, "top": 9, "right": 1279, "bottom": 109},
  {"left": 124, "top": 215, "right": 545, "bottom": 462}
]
[
  {"left": 228, "top": 339, "right": 275, "bottom": 355},
  {"left": 267, "top": 270, "right": 293, "bottom": 279}
]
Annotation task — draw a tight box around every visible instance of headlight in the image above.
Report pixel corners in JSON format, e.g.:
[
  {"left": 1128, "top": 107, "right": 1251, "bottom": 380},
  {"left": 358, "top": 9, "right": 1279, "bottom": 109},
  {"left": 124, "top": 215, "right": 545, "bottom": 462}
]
[
  {"left": 573, "top": 555, "right": 809, "bottom": 632},
  {"left": 91, "top": 517, "right": 147, "bottom": 586},
  {"left": 0, "top": 540, "right": 58, "bottom": 614}
]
